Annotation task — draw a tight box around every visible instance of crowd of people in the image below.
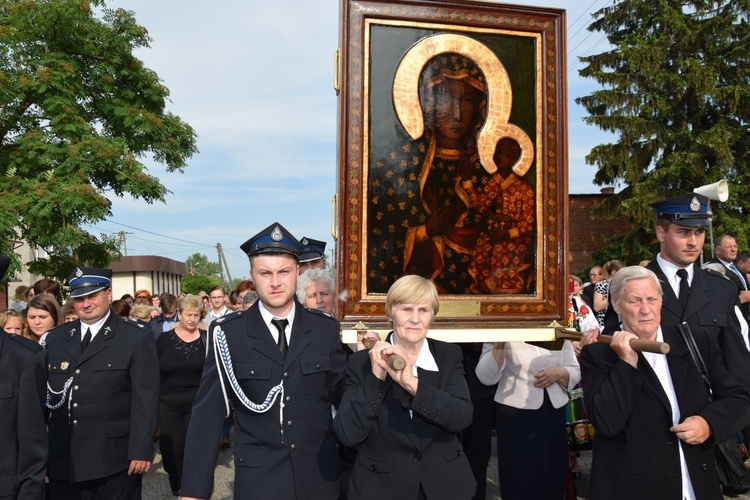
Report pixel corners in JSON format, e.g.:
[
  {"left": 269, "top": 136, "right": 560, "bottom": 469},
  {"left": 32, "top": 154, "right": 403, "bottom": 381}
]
[{"left": 3, "top": 193, "right": 750, "bottom": 499}]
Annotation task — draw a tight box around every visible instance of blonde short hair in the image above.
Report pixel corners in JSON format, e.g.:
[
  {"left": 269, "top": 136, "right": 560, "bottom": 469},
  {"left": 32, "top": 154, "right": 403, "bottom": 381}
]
[
  {"left": 131, "top": 305, "right": 157, "bottom": 321},
  {"left": 178, "top": 294, "right": 204, "bottom": 316},
  {"left": 385, "top": 275, "right": 440, "bottom": 320}
]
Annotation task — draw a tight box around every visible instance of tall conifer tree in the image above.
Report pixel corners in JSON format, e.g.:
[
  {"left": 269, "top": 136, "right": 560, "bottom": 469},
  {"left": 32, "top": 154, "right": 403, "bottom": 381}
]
[{"left": 577, "top": 0, "right": 750, "bottom": 262}]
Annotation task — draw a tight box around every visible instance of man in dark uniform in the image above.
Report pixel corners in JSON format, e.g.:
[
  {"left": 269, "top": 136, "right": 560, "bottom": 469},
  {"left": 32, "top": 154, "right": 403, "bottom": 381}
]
[
  {"left": 298, "top": 236, "right": 327, "bottom": 274},
  {"left": 644, "top": 194, "right": 750, "bottom": 496},
  {"left": 181, "top": 223, "right": 347, "bottom": 500},
  {"left": 44, "top": 267, "right": 159, "bottom": 500},
  {"left": 0, "top": 255, "right": 48, "bottom": 500}
]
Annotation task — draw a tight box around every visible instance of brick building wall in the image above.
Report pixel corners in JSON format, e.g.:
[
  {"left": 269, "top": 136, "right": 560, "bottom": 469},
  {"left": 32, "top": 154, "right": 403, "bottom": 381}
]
[{"left": 568, "top": 190, "right": 632, "bottom": 276}]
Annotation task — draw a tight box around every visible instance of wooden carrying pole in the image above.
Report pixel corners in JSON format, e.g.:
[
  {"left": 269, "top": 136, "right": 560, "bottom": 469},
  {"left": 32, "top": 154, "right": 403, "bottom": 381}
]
[
  {"left": 362, "top": 338, "right": 406, "bottom": 371},
  {"left": 555, "top": 327, "right": 670, "bottom": 354}
]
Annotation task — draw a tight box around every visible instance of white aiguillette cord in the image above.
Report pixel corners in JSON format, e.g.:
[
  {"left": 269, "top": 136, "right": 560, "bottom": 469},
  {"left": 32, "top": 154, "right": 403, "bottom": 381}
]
[{"left": 213, "top": 325, "right": 286, "bottom": 443}]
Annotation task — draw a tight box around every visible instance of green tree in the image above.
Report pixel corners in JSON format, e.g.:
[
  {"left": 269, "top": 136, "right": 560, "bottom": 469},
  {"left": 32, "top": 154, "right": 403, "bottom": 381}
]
[
  {"left": 181, "top": 274, "right": 221, "bottom": 296},
  {"left": 185, "top": 253, "right": 220, "bottom": 277},
  {"left": 576, "top": 0, "right": 750, "bottom": 264},
  {"left": 0, "top": 0, "right": 198, "bottom": 280}
]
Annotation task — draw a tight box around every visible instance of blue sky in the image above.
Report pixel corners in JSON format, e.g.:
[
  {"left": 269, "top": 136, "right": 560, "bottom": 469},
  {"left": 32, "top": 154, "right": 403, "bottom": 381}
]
[{"left": 89, "top": 0, "right": 615, "bottom": 281}]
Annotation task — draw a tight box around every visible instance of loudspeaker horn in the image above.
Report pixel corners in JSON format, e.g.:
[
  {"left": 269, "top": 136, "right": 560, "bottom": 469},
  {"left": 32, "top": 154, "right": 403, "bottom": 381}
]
[{"left": 693, "top": 180, "right": 729, "bottom": 202}]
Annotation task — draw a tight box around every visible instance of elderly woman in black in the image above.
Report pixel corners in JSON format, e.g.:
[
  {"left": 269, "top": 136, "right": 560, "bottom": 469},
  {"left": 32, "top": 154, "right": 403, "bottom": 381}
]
[
  {"left": 581, "top": 266, "right": 750, "bottom": 499},
  {"left": 333, "top": 275, "right": 475, "bottom": 499},
  {"left": 156, "top": 294, "right": 206, "bottom": 496}
]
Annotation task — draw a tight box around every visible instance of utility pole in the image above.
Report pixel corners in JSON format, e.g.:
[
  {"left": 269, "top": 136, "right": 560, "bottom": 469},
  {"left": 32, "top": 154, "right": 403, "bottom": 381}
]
[
  {"left": 117, "top": 231, "right": 132, "bottom": 256},
  {"left": 217, "top": 243, "right": 233, "bottom": 289}
]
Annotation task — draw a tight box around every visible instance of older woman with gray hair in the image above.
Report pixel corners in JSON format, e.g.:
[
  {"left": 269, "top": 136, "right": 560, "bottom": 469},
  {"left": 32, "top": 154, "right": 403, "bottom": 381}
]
[
  {"left": 333, "top": 275, "right": 476, "bottom": 499},
  {"left": 297, "top": 267, "right": 335, "bottom": 316},
  {"left": 581, "top": 266, "right": 750, "bottom": 499}
]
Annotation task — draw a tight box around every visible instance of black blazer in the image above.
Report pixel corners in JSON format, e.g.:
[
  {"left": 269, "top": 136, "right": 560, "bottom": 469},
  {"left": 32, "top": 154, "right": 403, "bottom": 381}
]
[
  {"left": 708, "top": 257, "right": 750, "bottom": 319},
  {"left": 581, "top": 325, "right": 750, "bottom": 499},
  {"left": 646, "top": 259, "right": 750, "bottom": 391},
  {"left": 333, "top": 337, "right": 476, "bottom": 500},
  {"left": 0, "top": 332, "right": 47, "bottom": 500},
  {"left": 181, "top": 303, "right": 347, "bottom": 499},
  {"left": 45, "top": 313, "right": 159, "bottom": 482}
]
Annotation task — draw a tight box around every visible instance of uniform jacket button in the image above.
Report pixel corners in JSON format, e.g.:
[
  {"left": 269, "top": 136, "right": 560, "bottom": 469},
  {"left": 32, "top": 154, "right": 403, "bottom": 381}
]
[
  {"left": 287, "top": 420, "right": 293, "bottom": 427},
  {"left": 290, "top": 444, "right": 297, "bottom": 450},
  {"left": 285, "top": 396, "right": 292, "bottom": 402},
  {"left": 413, "top": 451, "right": 422, "bottom": 461},
  {"left": 701, "top": 463, "right": 708, "bottom": 471},
  {"left": 370, "top": 464, "right": 377, "bottom": 472},
  {"left": 283, "top": 372, "right": 290, "bottom": 378}
]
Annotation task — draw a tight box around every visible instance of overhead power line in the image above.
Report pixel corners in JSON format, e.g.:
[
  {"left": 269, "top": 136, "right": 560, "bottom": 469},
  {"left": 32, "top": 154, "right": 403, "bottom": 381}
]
[{"left": 100, "top": 219, "right": 214, "bottom": 247}]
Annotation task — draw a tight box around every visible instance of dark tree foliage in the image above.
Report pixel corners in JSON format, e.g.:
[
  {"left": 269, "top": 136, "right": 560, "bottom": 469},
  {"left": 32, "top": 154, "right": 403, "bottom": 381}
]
[
  {"left": 185, "top": 252, "right": 220, "bottom": 278},
  {"left": 181, "top": 274, "right": 221, "bottom": 296},
  {"left": 576, "top": 0, "right": 750, "bottom": 264},
  {"left": 0, "top": 0, "right": 198, "bottom": 280}
]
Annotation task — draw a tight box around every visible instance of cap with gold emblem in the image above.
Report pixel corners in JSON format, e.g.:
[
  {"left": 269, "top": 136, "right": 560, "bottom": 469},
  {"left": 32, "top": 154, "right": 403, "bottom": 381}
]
[
  {"left": 240, "top": 222, "right": 303, "bottom": 259},
  {"left": 650, "top": 193, "right": 711, "bottom": 227},
  {"left": 65, "top": 267, "right": 113, "bottom": 298},
  {"left": 298, "top": 237, "right": 327, "bottom": 264}
]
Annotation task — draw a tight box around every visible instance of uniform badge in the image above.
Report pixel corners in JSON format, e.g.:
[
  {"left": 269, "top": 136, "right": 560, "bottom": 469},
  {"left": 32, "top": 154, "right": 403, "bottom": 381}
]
[
  {"left": 61, "top": 361, "right": 69, "bottom": 370},
  {"left": 271, "top": 226, "right": 283, "bottom": 241},
  {"left": 75, "top": 267, "right": 83, "bottom": 277},
  {"left": 301, "top": 237, "right": 309, "bottom": 246},
  {"left": 689, "top": 196, "right": 701, "bottom": 212}
]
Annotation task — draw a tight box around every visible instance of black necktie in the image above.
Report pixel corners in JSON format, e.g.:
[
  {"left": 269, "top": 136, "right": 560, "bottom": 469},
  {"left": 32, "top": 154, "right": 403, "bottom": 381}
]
[
  {"left": 677, "top": 269, "right": 689, "bottom": 309},
  {"left": 81, "top": 328, "right": 91, "bottom": 353},
  {"left": 272, "top": 319, "right": 289, "bottom": 358}
]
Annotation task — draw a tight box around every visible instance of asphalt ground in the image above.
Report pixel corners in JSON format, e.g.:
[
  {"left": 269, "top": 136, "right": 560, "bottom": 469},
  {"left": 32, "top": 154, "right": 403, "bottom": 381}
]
[{"left": 143, "top": 433, "right": 750, "bottom": 499}]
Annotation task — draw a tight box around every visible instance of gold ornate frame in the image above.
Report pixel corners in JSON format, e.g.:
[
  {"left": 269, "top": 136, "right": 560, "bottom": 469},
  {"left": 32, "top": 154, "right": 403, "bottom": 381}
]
[{"left": 335, "top": 0, "right": 568, "bottom": 332}]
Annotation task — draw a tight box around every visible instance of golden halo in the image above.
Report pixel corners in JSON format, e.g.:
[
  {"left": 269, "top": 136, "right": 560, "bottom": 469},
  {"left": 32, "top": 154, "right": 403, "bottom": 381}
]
[{"left": 392, "top": 33, "right": 534, "bottom": 176}]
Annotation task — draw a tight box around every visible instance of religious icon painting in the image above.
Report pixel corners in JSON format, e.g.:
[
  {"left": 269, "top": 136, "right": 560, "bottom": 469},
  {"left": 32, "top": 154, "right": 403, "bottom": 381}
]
[{"left": 335, "top": 0, "right": 568, "bottom": 329}]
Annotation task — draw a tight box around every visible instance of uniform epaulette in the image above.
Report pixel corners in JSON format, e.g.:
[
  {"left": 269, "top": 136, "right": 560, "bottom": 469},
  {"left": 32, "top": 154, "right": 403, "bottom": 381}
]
[
  {"left": 6, "top": 332, "right": 43, "bottom": 353},
  {"left": 122, "top": 318, "right": 147, "bottom": 331},
  {"left": 215, "top": 309, "right": 243, "bottom": 325},
  {"left": 304, "top": 307, "right": 338, "bottom": 321},
  {"left": 703, "top": 267, "right": 733, "bottom": 283}
]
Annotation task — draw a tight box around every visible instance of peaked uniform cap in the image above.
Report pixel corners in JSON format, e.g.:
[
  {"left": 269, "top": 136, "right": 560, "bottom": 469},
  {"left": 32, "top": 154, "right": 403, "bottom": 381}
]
[
  {"left": 298, "top": 237, "right": 327, "bottom": 263},
  {"left": 0, "top": 255, "right": 10, "bottom": 281},
  {"left": 650, "top": 193, "right": 711, "bottom": 227},
  {"left": 65, "top": 267, "right": 112, "bottom": 298},
  {"left": 240, "top": 222, "right": 303, "bottom": 259}
]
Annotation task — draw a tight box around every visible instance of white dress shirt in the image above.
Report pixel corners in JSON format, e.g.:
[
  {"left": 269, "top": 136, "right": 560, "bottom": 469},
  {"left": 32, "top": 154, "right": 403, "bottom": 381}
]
[
  {"left": 258, "top": 301, "right": 296, "bottom": 346},
  {"left": 642, "top": 327, "right": 696, "bottom": 500},
  {"left": 80, "top": 310, "right": 111, "bottom": 342}
]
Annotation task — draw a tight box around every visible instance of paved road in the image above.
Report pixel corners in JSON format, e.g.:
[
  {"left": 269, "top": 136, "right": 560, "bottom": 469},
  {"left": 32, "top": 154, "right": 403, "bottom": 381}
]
[{"left": 143, "top": 435, "right": 750, "bottom": 499}]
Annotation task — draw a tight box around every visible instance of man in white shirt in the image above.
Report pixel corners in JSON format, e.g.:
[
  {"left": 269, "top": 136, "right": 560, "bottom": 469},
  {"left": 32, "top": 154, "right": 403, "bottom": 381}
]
[{"left": 203, "top": 285, "right": 230, "bottom": 325}]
